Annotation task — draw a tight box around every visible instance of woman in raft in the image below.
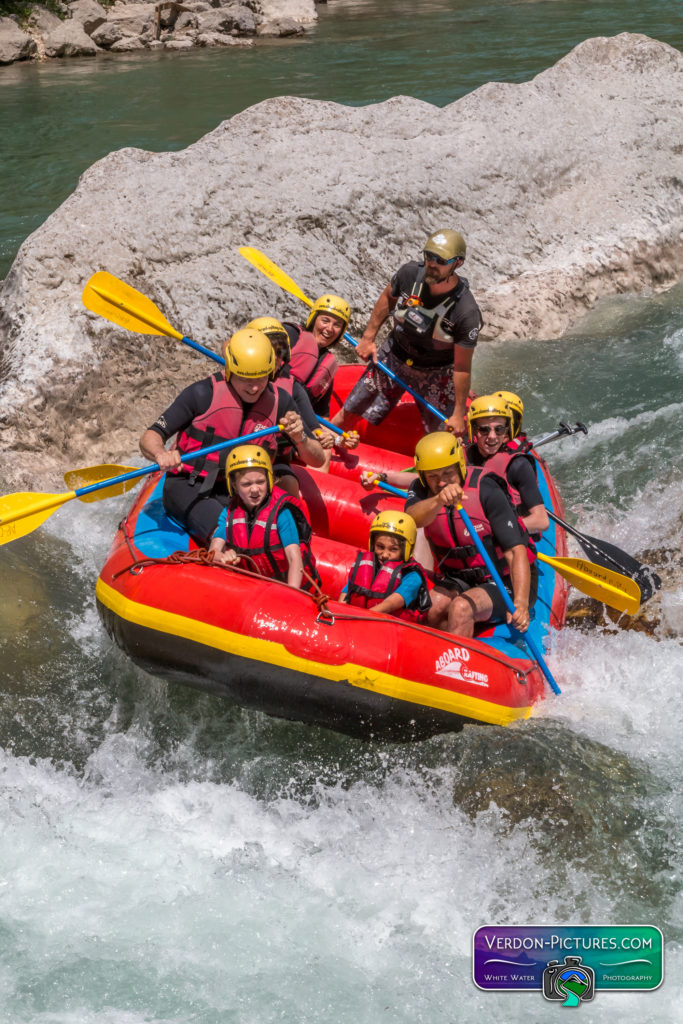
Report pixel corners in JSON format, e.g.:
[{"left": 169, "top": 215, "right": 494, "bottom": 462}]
[
  {"left": 208, "top": 445, "right": 319, "bottom": 591},
  {"left": 340, "top": 510, "right": 431, "bottom": 620}
]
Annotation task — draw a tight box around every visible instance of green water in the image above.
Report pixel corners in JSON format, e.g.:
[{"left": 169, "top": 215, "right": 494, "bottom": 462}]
[{"left": 1, "top": 0, "right": 682, "bottom": 277}]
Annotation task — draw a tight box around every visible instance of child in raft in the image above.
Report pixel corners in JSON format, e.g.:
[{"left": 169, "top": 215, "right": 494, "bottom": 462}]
[
  {"left": 208, "top": 445, "right": 319, "bottom": 591},
  {"left": 340, "top": 510, "right": 431, "bottom": 620}
]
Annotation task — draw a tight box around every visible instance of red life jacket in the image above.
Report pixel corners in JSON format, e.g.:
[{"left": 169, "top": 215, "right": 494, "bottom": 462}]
[
  {"left": 289, "top": 327, "right": 338, "bottom": 401},
  {"left": 465, "top": 440, "right": 536, "bottom": 511},
  {"left": 172, "top": 373, "right": 279, "bottom": 491},
  {"left": 424, "top": 466, "right": 535, "bottom": 587},
  {"left": 224, "top": 485, "right": 320, "bottom": 591},
  {"left": 346, "top": 552, "right": 431, "bottom": 622}
]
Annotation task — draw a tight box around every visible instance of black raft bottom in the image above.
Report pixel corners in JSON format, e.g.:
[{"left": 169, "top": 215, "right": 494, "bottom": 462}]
[{"left": 99, "top": 602, "right": 473, "bottom": 742}]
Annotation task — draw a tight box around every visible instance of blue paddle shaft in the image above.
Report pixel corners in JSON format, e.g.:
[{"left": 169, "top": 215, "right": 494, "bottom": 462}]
[
  {"left": 183, "top": 335, "right": 224, "bottom": 365},
  {"left": 342, "top": 330, "right": 446, "bottom": 424},
  {"left": 73, "top": 425, "right": 282, "bottom": 499},
  {"left": 456, "top": 504, "right": 560, "bottom": 695}
]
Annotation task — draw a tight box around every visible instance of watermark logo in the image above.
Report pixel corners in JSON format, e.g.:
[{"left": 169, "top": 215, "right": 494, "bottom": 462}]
[
  {"left": 543, "top": 956, "right": 595, "bottom": 1006},
  {"left": 473, "top": 925, "right": 663, "bottom": 1006}
]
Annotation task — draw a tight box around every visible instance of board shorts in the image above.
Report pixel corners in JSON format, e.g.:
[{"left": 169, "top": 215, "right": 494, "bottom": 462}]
[{"left": 341, "top": 336, "right": 454, "bottom": 434}]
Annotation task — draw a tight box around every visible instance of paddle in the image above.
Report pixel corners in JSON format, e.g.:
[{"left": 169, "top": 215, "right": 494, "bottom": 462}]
[
  {"left": 369, "top": 478, "right": 640, "bottom": 615},
  {"left": 83, "top": 272, "right": 350, "bottom": 441},
  {"left": 0, "top": 426, "right": 282, "bottom": 546},
  {"left": 546, "top": 509, "right": 660, "bottom": 603},
  {"left": 532, "top": 421, "right": 588, "bottom": 449},
  {"left": 457, "top": 503, "right": 561, "bottom": 695},
  {"left": 238, "top": 246, "right": 448, "bottom": 426}
]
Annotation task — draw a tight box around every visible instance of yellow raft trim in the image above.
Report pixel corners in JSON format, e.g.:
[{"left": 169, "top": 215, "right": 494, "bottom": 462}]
[{"left": 96, "top": 577, "right": 533, "bottom": 728}]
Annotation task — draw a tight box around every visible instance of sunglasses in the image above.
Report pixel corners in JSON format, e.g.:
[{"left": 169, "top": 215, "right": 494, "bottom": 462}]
[
  {"left": 423, "top": 250, "right": 457, "bottom": 266},
  {"left": 475, "top": 424, "right": 508, "bottom": 436}
]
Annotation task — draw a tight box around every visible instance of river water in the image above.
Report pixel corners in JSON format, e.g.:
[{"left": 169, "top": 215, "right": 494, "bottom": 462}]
[{"left": 1, "top": 1, "right": 682, "bottom": 1021}]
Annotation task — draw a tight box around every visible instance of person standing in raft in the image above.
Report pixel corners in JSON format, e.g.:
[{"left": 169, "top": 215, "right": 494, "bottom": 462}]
[
  {"left": 405, "top": 432, "right": 535, "bottom": 637},
  {"left": 139, "top": 328, "right": 325, "bottom": 546},
  {"left": 340, "top": 510, "right": 431, "bottom": 620},
  {"left": 208, "top": 446, "right": 320, "bottom": 591},
  {"left": 331, "top": 230, "right": 483, "bottom": 437},
  {"left": 465, "top": 393, "right": 549, "bottom": 536}
]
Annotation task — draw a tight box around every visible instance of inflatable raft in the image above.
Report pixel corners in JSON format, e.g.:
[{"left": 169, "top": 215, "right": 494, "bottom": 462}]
[{"left": 96, "top": 406, "right": 569, "bottom": 740}]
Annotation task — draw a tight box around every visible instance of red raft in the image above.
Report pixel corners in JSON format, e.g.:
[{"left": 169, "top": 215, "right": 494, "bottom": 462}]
[{"left": 96, "top": 423, "right": 569, "bottom": 741}]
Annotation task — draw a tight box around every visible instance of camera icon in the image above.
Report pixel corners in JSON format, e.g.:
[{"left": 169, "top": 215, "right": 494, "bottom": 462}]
[{"left": 543, "top": 956, "right": 595, "bottom": 1004}]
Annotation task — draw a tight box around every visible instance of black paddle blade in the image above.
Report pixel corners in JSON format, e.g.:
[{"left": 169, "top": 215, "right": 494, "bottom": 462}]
[{"left": 572, "top": 533, "right": 662, "bottom": 604}]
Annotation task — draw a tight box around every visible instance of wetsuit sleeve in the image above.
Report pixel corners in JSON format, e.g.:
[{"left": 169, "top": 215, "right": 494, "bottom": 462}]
[
  {"left": 395, "top": 571, "right": 423, "bottom": 607},
  {"left": 404, "top": 478, "right": 429, "bottom": 511},
  {"left": 276, "top": 390, "right": 316, "bottom": 437},
  {"left": 146, "top": 378, "right": 214, "bottom": 440},
  {"left": 506, "top": 457, "right": 543, "bottom": 509},
  {"left": 480, "top": 477, "right": 525, "bottom": 550},
  {"left": 292, "top": 379, "right": 321, "bottom": 434},
  {"left": 276, "top": 507, "right": 300, "bottom": 547}
]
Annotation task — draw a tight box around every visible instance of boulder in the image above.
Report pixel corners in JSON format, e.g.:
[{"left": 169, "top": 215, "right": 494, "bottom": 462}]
[
  {"left": 108, "top": 33, "right": 146, "bottom": 49},
  {"left": 106, "top": 3, "right": 155, "bottom": 36},
  {"left": 1, "top": 33, "right": 682, "bottom": 477},
  {"left": 0, "top": 17, "right": 37, "bottom": 64},
  {"left": 251, "top": 0, "right": 315, "bottom": 25},
  {"left": 257, "top": 17, "right": 303, "bottom": 36},
  {"left": 27, "top": 5, "right": 63, "bottom": 35},
  {"left": 195, "top": 5, "right": 253, "bottom": 34},
  {"left": 67, "top": 0, "right": 107, "bottom": 35},
  {"left": 43, "top": 19, "right": 99, "bottom": 56},
  {"left": 196, "top": 30, "right": 249, "bottom": 46},
  {"left": 164, "top": 36, "right": 194, "bottom": 48},
  {"left": 90, "top": 20, "right": 123, "bottom": 46},
  {"left": 175, "top": 11, "right": 199, "bottom": 31}
]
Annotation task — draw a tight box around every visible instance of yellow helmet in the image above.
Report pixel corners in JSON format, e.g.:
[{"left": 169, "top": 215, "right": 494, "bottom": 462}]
[
  {"left": 467, "top": 394, "right": 514, "bottom": 442},
  {"left": 414, "top": 432, "right": 467, "bottom": 486},
  {"left": 494, "top": 390, "right": 524, "bottom": 438},
  {"left": 226, "top": 445, "right": 273, "bottom": 495},
  {"left": 305, "top": 294, "right": 351, "bottom": 332},
  {"left": 424, "top": 229, "right": 466, "bottom": 262},
  {"left": 247, "top": 317, "right": 291, "bottom": 364},
  {"left": 369, "top": 510, "right": 417, "bottom": 560},
  {"left": 222, "top": 328, "right": 275, "bottom": 382}
]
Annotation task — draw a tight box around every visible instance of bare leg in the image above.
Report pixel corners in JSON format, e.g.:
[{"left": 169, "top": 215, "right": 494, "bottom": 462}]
[
  {"left": 447, "top": 587, "right": 494, "bottom": 638},
  {"left": 275, "top": 474, "right": 300, "bottom": 498}
]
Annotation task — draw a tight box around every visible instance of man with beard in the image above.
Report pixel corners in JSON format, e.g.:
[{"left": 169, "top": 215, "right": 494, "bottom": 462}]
[{"left": 331, "top": 230, "right": 483, "bottom": 437}]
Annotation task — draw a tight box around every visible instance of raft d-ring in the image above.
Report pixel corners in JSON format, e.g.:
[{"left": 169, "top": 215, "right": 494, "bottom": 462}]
[
  {"left": 316, "top": 609, "right": 335, "bottom": 625},
  {"left": 129, "top": 564, "right": 145, "bottom": 575}
]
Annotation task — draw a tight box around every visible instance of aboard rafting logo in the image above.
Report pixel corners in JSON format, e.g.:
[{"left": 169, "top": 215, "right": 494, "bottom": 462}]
[
  {"left": 542, "top": 956, "right": 595, "bottom": 1006},
  {"left": 435, "top": 646, "right": 489, "bottom": 686}
]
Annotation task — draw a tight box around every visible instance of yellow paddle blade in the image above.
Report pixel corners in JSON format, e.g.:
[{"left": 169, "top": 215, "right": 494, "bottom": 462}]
[
  {"left": 239, "top": 247, "right": 314, "bottom": 307},
  {"left": 63, "top": 464, "right": 140, "bottom": 502},
  {"left": 0, "top": 491, "right": 75, "bottom": 546},
  {"left": 82, "top": 271, "right": 183, "bottom": 339},
  {"left": 537, "top": 552, "right": 640, "bottom": 615}
]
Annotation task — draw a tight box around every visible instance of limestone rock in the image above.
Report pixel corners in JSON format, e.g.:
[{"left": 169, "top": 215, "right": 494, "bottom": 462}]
[
  {"left": 252, "top": 0, "right": 315, "bottom": 25},
  {"left": 196, "top": 5, "right": 254, "bottom": 34},
  {"left": 90, "top": 20, "right": 123, "bottom": 47},
  {"left": 165, "top": 36, "right": 194, "bottom": 49},
  {"left": 27, "top": 5, "right": 63, "bottom": 35},
  {"left": 107, "top": 3, "right": 155, "bottom": 36},
  {"left": 196, "top": 30, "right": 248, "bottom": 46},
  {"left": 67, "top": 0, "right": 108, "bottom": 35},
  {"left": 43, "top": 19, "right": 99, "bottom": 56},
  {"left": 257, "top": 17, "right": 303, "bottom": 36},
  {"left": 108, "top": 33, "right": 146, "bottom": 50},
  {"left": 1, "top": 33, "right": 682, "bottom": 476},
  {"left": 0, "top": 17, "right": 37, "bottom": 64}
]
